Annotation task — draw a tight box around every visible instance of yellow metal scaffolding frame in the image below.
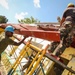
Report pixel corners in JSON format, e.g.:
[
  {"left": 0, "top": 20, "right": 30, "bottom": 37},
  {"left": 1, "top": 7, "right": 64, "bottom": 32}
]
[
  {"left": 8, "top": 38, "right": 32, "bottom": 75},
  {"left": 0, "top": 27, "right": 75, "bottom": 75},
  {"left": 26, "top": 45, "right": 49, "bottom": 75}
]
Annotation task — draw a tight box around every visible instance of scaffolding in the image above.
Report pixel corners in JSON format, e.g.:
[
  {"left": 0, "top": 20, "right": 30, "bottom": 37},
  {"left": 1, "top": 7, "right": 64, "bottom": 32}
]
[{"left": 0, "top": 27, "right": 75, "bottom": 75}]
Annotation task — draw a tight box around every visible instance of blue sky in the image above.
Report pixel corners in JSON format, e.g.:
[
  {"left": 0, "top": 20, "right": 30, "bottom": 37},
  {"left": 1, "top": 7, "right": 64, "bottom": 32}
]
[{"left": 0, "top": 0, "right": 75, "bottom": 23}]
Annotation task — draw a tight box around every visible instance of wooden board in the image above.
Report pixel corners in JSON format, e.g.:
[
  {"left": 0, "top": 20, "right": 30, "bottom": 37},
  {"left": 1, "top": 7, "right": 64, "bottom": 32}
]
[
  {"left": 0, "top": 24, "right": 60, "bottom": 42},
  {"left": 14, "top": 25, "right": 60, "bottom": 42}
]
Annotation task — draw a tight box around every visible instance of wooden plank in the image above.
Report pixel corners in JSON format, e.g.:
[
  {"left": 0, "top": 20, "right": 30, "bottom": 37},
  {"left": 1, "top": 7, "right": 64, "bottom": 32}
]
[
  {"left": 0, "top": 24, "right": 60, "bottom": 42},
  {"left": 60, "top": 47, "right": 75, "bottom": 60},
  {"left": 17, "top": 30, "right": 60, "bottom": 42},
  {"left": 62, "top": 57, "right": 75, "bottom": 75}
]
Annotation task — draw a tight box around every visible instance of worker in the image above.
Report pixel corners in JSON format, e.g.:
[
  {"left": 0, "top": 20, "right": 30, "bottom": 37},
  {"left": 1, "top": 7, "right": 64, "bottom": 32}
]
[
  {"left": 55, "top": 3, "right": 75, "bottom": 56},
  {"left": 0, "top": 25, "right": 28, "bottom": 64},
  {"left": 50, "top": 3, "right": 75, "bottom": 56},
  {"left": 22, "top": 56, "right": 32, "bottom": 71},
  {"left": 60, "top": 3, "right": 75, "bottom": 47},
  {"left": 60, "top": 3, "right": 75, "bottom": 26}
]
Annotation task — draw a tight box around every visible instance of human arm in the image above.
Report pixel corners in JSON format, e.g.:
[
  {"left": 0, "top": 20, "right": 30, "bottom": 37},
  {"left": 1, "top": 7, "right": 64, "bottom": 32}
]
[
  {"left": 60, "top": 17, "right": 65, "bottom": 26},
  {"left": 60, "top": 9, "right": 67, "bottom": 27},
  {"left": 0, "top": 24, "right": 6, "bottom": 29},
  {"left": 13, "top": 35, "right": 28, "bottom": 46}
]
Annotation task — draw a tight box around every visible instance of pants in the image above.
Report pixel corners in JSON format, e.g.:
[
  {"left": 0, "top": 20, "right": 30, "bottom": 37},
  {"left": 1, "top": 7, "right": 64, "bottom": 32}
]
[{"left": 50, "top": 21, "right": 75, "bottom": 56}]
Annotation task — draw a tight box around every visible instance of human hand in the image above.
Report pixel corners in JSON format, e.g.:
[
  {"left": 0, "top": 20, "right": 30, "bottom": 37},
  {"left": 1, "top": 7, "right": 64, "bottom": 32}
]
[
  {"left": 24, "top": 35, "right": 29, "bottom": 38},
  {"left": 0, "top": 25, "right": 6, "bottom": 29}
]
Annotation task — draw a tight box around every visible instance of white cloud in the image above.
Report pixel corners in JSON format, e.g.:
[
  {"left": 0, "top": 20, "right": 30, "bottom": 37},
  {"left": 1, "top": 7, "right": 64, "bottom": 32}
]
[
  {"left": 0, "top": 0, "right": 9, "bottom": 9},
  {"left": 15, "top": 12, "right": 28, "bottom": 20},
  {"left": 33, "top": 0, "right": 41, "bottom": 8}
]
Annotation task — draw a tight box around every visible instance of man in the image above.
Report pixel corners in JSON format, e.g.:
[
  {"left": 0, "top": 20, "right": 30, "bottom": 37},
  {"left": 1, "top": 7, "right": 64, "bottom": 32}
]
[
  {"left": 60, "top": 3, "right": 75, "bottom": 46},
  {"left": 0, "top": 25, "right": 28, "bottom": 62},
  {"left": 57, "top": 3, "right": 75, "bottom": 55},
  {"left": 22, "top": 56, "right": 32, "bottom": 71},
  {"left": 60, "top": 3, "right": 75, "bottom": 26},
  {"left": 49, "top": 3, "right": 75, "bottom": 56}
]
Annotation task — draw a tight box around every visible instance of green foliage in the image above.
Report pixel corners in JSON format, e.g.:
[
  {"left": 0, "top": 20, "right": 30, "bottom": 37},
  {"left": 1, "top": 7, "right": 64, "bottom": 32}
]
[
  {"left": 0, "top": 15, "right": 8, "bottom": 23},
  {"left": 18, "top": 16, "right": 40, "bottom": 24},
  {"left": 57, "top": 16, "right": 61, "bottom": 23}
]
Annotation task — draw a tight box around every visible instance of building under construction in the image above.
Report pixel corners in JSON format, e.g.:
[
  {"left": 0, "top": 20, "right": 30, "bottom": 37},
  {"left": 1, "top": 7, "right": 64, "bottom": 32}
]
[{"left": 0, "top": 23, "right": 75, "bottom": 75}]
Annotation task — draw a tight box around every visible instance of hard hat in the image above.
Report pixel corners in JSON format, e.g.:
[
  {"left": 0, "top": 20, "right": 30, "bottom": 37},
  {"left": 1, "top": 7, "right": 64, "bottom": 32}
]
[
  {"left": 5, "top": 26, "right": 14, "bottom": 32},
  {"left": 67, "top": 3, "right": 75, "bottom": 7}
]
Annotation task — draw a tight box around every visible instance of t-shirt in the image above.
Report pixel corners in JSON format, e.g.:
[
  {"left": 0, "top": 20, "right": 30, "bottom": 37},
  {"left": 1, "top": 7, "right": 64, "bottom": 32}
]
[
  {"left": 63, "top": 7, "right": 75, "bottom": 24},
  {"left": 0, "top": 32, "right": 14, "bottom": 54}
]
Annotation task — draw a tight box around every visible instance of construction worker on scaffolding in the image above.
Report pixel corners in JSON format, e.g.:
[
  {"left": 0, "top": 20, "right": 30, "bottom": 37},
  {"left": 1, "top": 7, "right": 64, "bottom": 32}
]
[
  {"left": 0, "top": 25, "right": 28, "bottom": 64},
  {"left": 49, "top": 3, "right": 75, "bottom": 56},
  {"left": 60, "top": 3, "right": 75, "bottom": 45},
  {"left": 56, "top": 3, "right": 75, "bottom": 55},
  {"left": 60, "top": 3, "right": 75, "bottom": 26}
]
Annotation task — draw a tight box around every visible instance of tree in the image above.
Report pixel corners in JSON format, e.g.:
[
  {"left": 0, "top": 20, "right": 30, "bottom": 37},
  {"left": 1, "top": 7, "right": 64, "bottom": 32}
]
[
  {"left": 18, "top": 16, "right": 40, "bottom": 24},
  {"left": 0, "top": 15, "right": 8, "bottom": 23},
  {"left": 57, "top": 16, "right": 61, "bottom": 23}
]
